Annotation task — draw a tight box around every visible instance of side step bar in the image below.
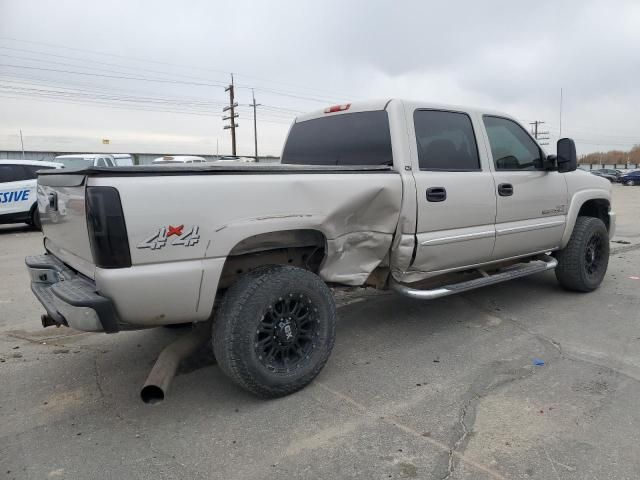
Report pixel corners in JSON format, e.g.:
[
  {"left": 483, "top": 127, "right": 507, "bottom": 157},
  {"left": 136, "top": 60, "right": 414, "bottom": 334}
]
[{"left": 390, "top": 255, "right": 558, "bottom": 300}]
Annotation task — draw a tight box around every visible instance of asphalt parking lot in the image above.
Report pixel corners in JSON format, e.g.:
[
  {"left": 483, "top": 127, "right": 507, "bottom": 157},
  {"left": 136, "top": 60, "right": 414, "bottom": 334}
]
[{"left": 1, "top": 185, "right": 639, "bottom": 480}]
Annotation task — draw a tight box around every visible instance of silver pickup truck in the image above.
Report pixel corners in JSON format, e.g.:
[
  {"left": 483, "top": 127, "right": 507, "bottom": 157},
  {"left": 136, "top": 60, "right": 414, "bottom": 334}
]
[{"left": 26, "top": 99, "right": 614, "bottom": 401}]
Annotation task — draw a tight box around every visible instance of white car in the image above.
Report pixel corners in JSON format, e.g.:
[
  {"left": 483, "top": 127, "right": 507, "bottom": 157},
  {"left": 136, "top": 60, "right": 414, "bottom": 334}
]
[
  {"left": 0, "top": 160, "right": 62, "bottom": 228},
  {"left": 54, "top": 154, "right": 119, "bottom": 168},
  {"left": 152, "top": 155, "right": 206, "bottom": 164}
]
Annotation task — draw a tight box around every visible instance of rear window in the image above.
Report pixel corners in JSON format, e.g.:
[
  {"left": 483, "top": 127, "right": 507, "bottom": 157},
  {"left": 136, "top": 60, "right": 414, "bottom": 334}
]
[{"left": 281, "top": 111, "right": 393, "bottom": 166}]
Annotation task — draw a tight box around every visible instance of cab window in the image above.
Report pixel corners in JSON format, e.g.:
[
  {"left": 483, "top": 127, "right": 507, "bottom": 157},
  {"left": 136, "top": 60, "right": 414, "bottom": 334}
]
[
  {"left": 414, "top": 110, "right": 480, "bottom": 171},
  {"left": 96, "top": 158, "right": 108, "bottom": 167},
  {"left": 281, "top": 111, "right": 393, "bottom": 166},
  {"left": 483, "top": 116, "right": 543, "bottom": 170}
]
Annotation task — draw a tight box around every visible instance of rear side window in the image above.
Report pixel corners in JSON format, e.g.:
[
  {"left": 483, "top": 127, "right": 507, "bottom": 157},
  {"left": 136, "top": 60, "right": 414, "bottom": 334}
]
[
  {"left": 483, "top": 116, "right": 542, "bottom": 170},
  {"left": 281, "top": 111, "right": 393, "bottom": 166},
  {"left": 0, "top": 165, "right": 18, "bottom": 183},
  {"left": 0, "top": 165, "right": 47, "bottom": 182},
  {"left": 23, "top": 165, "right": 54, "bottom": 178},
  {"left": 414, "top": 110, "right": 480, "bottom": 171}
]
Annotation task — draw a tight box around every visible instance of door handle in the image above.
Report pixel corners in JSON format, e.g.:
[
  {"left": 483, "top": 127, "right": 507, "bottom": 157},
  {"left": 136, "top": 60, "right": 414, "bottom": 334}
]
[
  {"left": 498, "top": 183, "right": 514, "bottom": 196},
  {"left": 426, "top": 187, "right": 447, "bottom": 202}
]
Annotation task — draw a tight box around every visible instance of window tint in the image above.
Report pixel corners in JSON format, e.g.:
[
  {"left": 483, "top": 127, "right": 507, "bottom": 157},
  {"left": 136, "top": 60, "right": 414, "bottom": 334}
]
[
  {"left": 96, "top": 158, "right": 108, "bottom": 167},
  {"left": 0, "top": 165, "right": 18, "bottom": 183},
  {"left": 483, "top": 116, "right": 542, "bottom": 170},
  {"left": 281, "top": 111, "right": 392, "bottom": 166},
  {"left": 414, "top": 110, "right": 480, "bottom": 170}
]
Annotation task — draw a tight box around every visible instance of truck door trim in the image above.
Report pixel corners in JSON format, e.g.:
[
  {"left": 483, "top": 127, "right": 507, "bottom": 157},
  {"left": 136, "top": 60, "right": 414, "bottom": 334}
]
[{"left": 420, "top": 229, "right": 495, "bottom": 246}]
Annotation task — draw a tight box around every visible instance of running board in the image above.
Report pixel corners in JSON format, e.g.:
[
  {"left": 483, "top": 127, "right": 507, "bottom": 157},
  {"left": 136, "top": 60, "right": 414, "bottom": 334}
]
[{"left": 390, "top": 255, "right": 558, "bottom": 300}]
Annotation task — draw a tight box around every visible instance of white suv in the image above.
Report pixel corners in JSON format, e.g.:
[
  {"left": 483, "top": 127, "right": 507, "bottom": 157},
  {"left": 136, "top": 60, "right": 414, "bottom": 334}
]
[
  {"left": 0, "top": 160, "right": 62, "bottom": 229},
  {"left": 54, "top": 154, "right": 119, "bottom": 168}
]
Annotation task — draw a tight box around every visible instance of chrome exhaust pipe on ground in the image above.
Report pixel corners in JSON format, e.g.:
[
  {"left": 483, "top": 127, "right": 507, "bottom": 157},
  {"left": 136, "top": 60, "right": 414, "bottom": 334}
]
[{"left": 140, "top": 322, "right": 211, "bottom": 405}]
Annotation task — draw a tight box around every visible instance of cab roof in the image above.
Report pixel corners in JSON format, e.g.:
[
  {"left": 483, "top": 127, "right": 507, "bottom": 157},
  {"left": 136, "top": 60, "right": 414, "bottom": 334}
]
[{"left": 294, "top": 98, "right": 515, "bottom": 123}]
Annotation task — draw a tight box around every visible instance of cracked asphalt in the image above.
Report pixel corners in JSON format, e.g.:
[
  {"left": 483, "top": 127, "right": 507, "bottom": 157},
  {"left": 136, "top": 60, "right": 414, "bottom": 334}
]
[{"left": 1, "top": 185, "right": 640, "bottom": 479}]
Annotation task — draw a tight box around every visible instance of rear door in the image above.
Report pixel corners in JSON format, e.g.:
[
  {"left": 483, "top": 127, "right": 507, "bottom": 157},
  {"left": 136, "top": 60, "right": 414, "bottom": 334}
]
[
  {"left": 482, "top": 115, "right": 568, "bottom": 260},
  {"left": 0, "top": 164, "right": 35, "bottom": 218},
  {"left": 409, "top": 109, "right": 497, "bottom": 273}
]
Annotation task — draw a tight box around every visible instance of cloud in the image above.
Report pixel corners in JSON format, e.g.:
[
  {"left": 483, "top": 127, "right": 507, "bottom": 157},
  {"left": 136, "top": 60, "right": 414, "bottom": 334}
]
[{"left": 1, "top": 0, "right": 639, "bottom": 155}]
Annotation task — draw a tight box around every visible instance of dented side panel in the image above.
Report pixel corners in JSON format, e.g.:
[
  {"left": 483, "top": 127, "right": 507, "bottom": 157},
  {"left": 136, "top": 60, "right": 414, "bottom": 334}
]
[{"left": 89, "top": 172, "right": 403, "bottom": 325}]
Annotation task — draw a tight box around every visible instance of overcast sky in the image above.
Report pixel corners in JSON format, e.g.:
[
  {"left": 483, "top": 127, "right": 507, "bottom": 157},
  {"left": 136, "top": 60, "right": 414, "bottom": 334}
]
[{"left": 1, "top": 0, "right": 639, "bottom": 157}]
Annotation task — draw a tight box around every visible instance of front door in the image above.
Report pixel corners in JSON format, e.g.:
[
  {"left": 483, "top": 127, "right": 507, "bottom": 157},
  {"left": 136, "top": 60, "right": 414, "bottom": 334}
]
[
  {"left": 482, "top": 115, "right": 568, "bottom": 260},
  {"left": 409, "top": 109, "right": 497, "bottom": 274}
]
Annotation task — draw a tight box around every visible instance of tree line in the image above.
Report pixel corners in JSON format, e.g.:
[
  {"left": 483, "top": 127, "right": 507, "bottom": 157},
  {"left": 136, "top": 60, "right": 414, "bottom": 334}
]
[{"left": 579, "top": 145, "right": 640, "bottom": 165}]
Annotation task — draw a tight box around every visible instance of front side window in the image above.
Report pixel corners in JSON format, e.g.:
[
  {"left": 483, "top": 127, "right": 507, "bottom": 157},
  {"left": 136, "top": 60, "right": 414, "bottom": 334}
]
[
  {"left": 414, "top": 110, "right": 480, "bottom": 171},
  {"left": 483, "top": 116, "right": 542, "bottom": 170},
  {"left": 281, "top": 111, "right": 393, "bottom": 166}
]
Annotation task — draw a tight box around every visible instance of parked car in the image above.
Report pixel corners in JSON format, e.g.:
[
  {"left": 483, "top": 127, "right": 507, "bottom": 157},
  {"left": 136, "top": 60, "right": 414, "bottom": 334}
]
[
  {"left": 0, "top": 160, "right": 62, "bottom": 228},
  {"left": 27, "top": 99, "right": 614, "bottom": 402},
  {"left": 152, "top": 156, "right": 206, "bottom": 164},
  {"left": 619, "top": 170, "right": 640, "bottom": 185},
  {"left": 590, "top": 170, "right": 618, "bottom": 182},
  {"left": 592, "top": 168, "right": 623, "bottom": 182},
  {"left": 54, "top": 154, "right": 119, "bottom": 168}
]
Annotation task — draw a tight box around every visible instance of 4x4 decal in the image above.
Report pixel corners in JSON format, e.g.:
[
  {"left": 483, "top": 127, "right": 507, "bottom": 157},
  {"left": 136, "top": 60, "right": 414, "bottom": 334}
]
[{"left": 137, "top": 225, "right": 200, "bottom": 250}]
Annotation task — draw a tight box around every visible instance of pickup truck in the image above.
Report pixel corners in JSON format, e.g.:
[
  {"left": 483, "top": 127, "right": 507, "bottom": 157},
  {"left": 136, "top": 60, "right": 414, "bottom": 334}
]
[{"left": 26, "top": 99, "right": 614, "bottom": 401}]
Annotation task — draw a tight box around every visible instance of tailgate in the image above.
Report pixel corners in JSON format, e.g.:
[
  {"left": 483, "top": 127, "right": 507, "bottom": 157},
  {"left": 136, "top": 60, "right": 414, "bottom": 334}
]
[{"left": 37, "top": 173, "right": 95, "bottom": 279}]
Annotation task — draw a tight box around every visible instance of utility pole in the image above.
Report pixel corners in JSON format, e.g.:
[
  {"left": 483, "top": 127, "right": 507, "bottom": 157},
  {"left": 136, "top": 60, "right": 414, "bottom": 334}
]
[
  {"left": 529, "top": 120, "right": 550, "bottom": 146},
  {"left": 559, "top": 87, "right": 563, "bottom": 138},
  {"left": 19, "top": 129, "right": 25, "bottom": 159},
  {"left": 223, "top": 73, "right": 238, "bottom": 156},
  {"left": 249, "top": 89, "right": 261, "bottom": 161}
]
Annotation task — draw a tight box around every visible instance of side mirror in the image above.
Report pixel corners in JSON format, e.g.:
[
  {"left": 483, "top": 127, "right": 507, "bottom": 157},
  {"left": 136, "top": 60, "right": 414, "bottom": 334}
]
[{"left": 557, "top": 138, "right": 577, "bottom": 173}]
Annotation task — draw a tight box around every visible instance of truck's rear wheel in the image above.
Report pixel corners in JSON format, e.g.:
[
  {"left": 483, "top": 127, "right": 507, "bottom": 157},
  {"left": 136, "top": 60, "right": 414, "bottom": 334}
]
[
  {"left": 555, "top": 216, "right": 609, "bottom": 292},
  {"left": 213, "top": 265, "right": 336, "bottom": 398}
]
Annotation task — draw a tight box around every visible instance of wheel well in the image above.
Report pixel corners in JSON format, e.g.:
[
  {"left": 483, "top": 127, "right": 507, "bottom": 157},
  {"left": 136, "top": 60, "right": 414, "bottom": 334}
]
[
  {"left": 578, "top": 199, "right": 610, "bottom": 231},
  {"left": 218, "top": 229, "right": 327, "bottom": 289}
]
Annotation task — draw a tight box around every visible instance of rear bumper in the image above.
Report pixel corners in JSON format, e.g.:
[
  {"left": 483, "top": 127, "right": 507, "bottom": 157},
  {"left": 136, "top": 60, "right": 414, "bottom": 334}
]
[{"left": 25, "top": 254, "right": 119, "bottom": 333}]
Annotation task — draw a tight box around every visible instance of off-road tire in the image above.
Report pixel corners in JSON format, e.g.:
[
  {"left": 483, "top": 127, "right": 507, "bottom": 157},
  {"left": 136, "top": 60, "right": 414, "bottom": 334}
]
[
  {"left": 213, "top": 265, "right": 337, "bottom": 398},
  {"left": 555, "top": 216, "right": 609, "bottom": 292}
]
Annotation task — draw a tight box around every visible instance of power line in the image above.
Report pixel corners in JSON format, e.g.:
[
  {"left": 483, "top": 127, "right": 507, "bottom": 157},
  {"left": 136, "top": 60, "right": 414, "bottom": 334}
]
[
  {"left": 0, "top": 36, "right": 364, "bottom": 102},
  {"left": 0, "top": 63, "right": 228, "bottom": 87}
]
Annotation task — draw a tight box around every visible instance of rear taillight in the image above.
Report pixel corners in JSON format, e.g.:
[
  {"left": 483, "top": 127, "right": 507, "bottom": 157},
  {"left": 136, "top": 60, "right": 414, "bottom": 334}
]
[{"left": 86, "top": 186, "right": 131, "bottom": 268}]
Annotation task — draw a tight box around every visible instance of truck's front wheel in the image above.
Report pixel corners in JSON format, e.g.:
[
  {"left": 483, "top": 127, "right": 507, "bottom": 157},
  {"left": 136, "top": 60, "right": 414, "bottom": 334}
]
[
  {"left": 213, "top": 265, "right": 337, "bottom": 398},
  {"left": 555, "top": 216, "right": 609, "bottom": 292}
]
